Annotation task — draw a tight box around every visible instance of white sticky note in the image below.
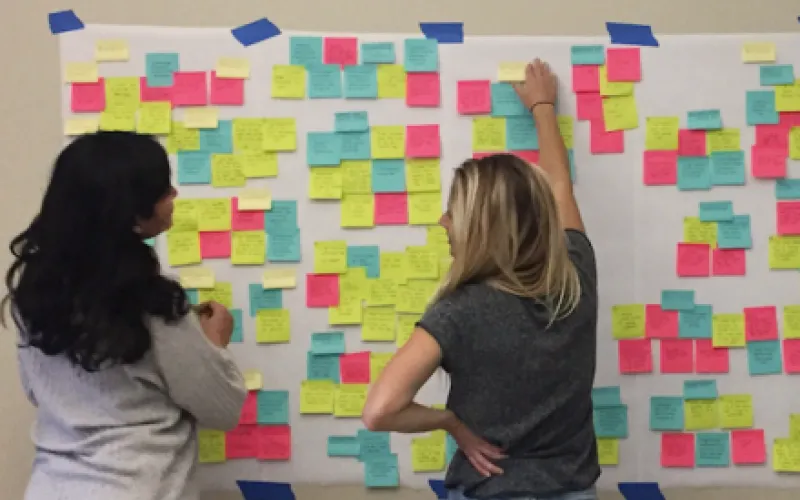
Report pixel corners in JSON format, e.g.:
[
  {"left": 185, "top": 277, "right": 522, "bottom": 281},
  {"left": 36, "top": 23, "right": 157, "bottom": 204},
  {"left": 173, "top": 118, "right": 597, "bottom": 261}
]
[
  {"left": 216, "top": 57, "right": 250, "bottom": 79},
  {"left": 742, "top": 42, "right": 776, "bottom": 63},
  {"left": 95, "top": 39, "right": 130, "bottom": 62},
  {"left": 183, "top": 107, "right": 219, "bottom": 129},
  {"left": 64, "top": 118, "right": 99, "bottom": 136},
  {"left": 237, "top": 188, "right": 272, "bottom": 211},
  {"left": 262, "top": 269, "right": 297, "bottom": 289},
  {"left": 243, "top": 370, "right": 263, "bottom": 390},
  {"left": 64, "top": 62, "right": 99, "bottom": 83},
  {"left": 179, "top": 267, "right": 215, "bottom": 289},
  {"left": 497, "top": 62, "right": 527, "bottom": 82}
]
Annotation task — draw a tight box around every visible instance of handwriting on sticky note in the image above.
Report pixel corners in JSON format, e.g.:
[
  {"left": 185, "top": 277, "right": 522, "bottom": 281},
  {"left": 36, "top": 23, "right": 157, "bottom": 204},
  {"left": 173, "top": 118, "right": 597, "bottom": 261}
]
[
  {"left": 411, "top": 435, "right": 446, "bottom": 472},
  {"left": 472, "top": 117, "right": 506, "bottom": 152},
  {"left": 611, "top": 304, "right": 645, "bottom": 339},
  {"left": 198, "top": 429, "right": 226, "bottom": 463},
  {"left": 243, "top": 370, "right": 263, "bottom": 391},
  {"left": 606, "top": 48, "right": 641, "bottom": 82},
  {"left": 371, "top": 126, "right": 405, "bottom": 159},
  {"left": 255, "top": 309, "right": 290, "bottom": 343},
  {"left": 660, "top": 339, "right": 694, "bottom": 373},
  {"left": 363, "top": 306, "right": 397, "bottom": 341},
  {"left": 719, "top": 394, "right": 753, "bottom": 428},
  {"left": 334, "top": 384, "right": 368, "bottom": 417},
  {"left": 712, "top": 313, "right": 745, "bottom": 347},
  {"left": 271, "top": 65, "right": 305, "bottom": 99},
  {"left": 602, "top": 96, "right": 638, "bottom": 131},
  {"left": 65, "top": 62, "right": 98, "bottom": 83},
  {"left": 731, "top": 429, "right": 765, "bottom": 465},
  {"left": 199, "top": 231, "right": 231, "bottom": 259},
  {"left": 95, "top": 39, "right": 129, "bottom": 62},
  {"left": 179, "top": 267, "right": 215, "bottom": 289},
  {"left": 340, "top": 351, "right": 371, "bottom": 383},
  {"left": 406, "top": 125, "right": 440, "bottom": 158},
  {"left": 645, "top": 117, "right": 680, "bottom": 150},
  {"left": 231, "top": 230, "right": 266, "bottom": 265},
  {"left": 216, "top": 57, "right": 250, "bottom": 79},
  {"left": 618, "top": 339, "right": 652, "bottom": 373},
  {"left": 742, "top": 42, "right": 776, "bottom": 63},
  {"left": 166, "top": 231, "right": 201, "bottom": 267},
  {"left": 406, "top": 73, "right": 440, "bottom": 107},
  {"left": 661, "top": 433, "right": 695, "bottom": 467},
  {"left": 457, "top": 80, "right": 491, "bottom": 115},
  {"left": 262, "top": 269, "right": 296, "bottom": 290}
]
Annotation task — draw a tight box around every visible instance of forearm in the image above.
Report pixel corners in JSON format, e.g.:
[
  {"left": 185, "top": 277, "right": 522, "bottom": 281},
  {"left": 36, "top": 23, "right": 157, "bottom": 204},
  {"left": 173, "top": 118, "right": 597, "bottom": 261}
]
[
  {"left": 364, "top": 402, "right": 457, "bottom": 434},
  {"left": 533, "top": 105, "right": 572, "bottom": 188}
]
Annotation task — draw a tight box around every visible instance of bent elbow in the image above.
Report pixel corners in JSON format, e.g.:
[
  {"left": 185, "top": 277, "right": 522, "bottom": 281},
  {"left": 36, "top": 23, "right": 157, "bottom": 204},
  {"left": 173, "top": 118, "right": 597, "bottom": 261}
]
[{"left": 361, "top": 402, "right": 390, "bottom": 431}]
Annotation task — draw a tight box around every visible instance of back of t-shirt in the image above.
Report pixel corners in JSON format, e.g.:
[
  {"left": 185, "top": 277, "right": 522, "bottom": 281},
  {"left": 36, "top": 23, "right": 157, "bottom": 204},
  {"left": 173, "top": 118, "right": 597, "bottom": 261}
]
[{"left": 418, "top": 230, "right": 599, "bottom": 499}]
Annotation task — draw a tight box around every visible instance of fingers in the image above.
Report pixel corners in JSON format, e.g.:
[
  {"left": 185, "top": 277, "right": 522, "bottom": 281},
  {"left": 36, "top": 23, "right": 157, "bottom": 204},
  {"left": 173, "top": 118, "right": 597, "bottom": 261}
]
[
  {"left": 512, "top": 82, "right": 524, "bottom": 97},
  {"left": 480, "top": 444, "right": 508, "bottom": 460},
  {"left": 467, "top": 451, "right": 504, "bottom": 477}
]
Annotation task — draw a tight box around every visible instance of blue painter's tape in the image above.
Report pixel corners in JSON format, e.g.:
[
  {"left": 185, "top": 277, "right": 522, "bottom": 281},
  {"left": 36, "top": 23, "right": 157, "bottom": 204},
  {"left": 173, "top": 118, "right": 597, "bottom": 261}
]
[
  {"left": 231, "top": 18, "right": 281, "bottom": 47},
  {"left": 618, "top": 482, "right": 666, "bottom": 500},
  {"left": 419, "top": 22, "right": 464, "bottom": 44},
  {"left": 428, "top": 479, "right": 447, "bottom": 499},
  {"left": 237, "top": 481, "right": 295, "bottom": 500},
  {"left": 606, "top": 22, "right": 659, "bottom": 47},
  {"left": 48, "top": 10, "right": 84, "bottom": 34}
]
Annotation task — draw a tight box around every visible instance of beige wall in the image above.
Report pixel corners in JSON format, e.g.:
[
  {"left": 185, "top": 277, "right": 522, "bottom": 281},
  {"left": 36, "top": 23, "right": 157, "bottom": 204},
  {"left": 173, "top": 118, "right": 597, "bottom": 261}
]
[{"left": 1, "top": 1, "right": 798, "bottom": 498}]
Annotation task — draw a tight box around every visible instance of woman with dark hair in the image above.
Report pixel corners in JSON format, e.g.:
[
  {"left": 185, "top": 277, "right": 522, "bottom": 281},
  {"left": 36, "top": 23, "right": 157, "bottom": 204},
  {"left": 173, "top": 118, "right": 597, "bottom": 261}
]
[{"left": 2, "top": 132, "right": 247, "bottom": 500}]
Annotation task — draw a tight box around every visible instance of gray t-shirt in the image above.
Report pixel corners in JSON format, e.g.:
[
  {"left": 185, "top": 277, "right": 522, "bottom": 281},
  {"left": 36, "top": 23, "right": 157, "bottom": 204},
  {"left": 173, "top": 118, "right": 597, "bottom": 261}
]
[{"left": 418, "top": 230, "right": 599, "bottom": 499}]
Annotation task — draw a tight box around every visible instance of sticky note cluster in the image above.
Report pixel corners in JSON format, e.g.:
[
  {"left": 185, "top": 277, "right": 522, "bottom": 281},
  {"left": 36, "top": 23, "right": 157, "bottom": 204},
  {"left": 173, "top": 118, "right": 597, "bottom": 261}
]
[
  {"left": 675, "top": 205, "right": 751, "bottom": 278},
  {"left": 591, "top": 386, "right": 628, "bottom": 465}
]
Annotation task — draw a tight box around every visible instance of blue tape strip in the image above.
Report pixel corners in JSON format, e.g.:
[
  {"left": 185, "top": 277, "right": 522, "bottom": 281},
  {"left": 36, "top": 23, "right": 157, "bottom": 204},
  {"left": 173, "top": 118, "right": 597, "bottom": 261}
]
[
  {"left": 48, "top": 9, "right": 84, "bottom": 34},
  {"left": 419, "top": 22, "right": 464, "bottom": 44},
  {"left": 618, "top": 482, "right": 666, "bottom": 500},
  {"left": 237, "top": 480, "right": 295, "bottom": 500},
  {"left": 606, "top": 22, "right": 659, "bottom": 47},
  {"left": 428, "top": 479, "right": 447, "bottom": 499},
  {"left": 231, "top": 18, "right": 281, "bottom": 47}
]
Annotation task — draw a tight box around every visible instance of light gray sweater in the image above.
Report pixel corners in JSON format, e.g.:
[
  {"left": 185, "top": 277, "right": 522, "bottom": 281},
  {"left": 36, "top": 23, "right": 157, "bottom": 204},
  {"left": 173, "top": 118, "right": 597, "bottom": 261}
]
[{"left": 17, "top": 312, "right": 247, "bottom": 500}]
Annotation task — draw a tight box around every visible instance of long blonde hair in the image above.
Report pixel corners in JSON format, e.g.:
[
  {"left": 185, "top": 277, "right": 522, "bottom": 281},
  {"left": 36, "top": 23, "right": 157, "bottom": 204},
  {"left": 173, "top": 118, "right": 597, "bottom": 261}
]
[{"left": 433, "top": 154, "right": 581, "bottom": 322}]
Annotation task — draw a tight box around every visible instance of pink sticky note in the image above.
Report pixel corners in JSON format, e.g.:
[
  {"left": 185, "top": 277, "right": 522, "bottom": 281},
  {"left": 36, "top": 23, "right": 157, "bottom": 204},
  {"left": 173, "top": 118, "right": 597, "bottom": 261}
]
[
  {"left": 231, "top": 197, "right": 265, "bottom": 231},
  {"left": 606, "top": 48, "right": 642, "bottom": 82},
  {"left": 576, "top": 93, "right": 603, "bottom": 121},
  {"left": 743, "top": 306, "right": 778, "bottom": 342},
  {"left": 712, "top": 248, "right": 746, "bottom": 276},
  {"left": 71, "top": 79, "right": 106, "bottom": 112},
  {"left": 374, "top": 193, "right": 408, "bottom": 225},
  {"left": 572, "top": 65, "right": 600, "bottom": 93},
  {"left": 306, "top": 274, "right": 339, "bottom": 308},
  {"left": 695, "top": 339, "right": 729, "bottom": 374},
  {"left": 751, "top": 146, "right": 787, "bottom": 179},
  {"left": 199, "top": 231, "right": 231, "bottom": 259},
  {"left": 777, "top": 201, "right": 800, "bottom": 235},
  {"left": 661, "top": 433, "right": 695, "bottom": 468},
  {"left": 227, "top": 425, "right": 258, "bottom": 459},
  {"left": 210, "top": 70, "right": 244, "bottom": 106},
  {"left": 643, "top": 150, "right": 678, "bottom": 185},
  {"left": 590, "top": 120, "right": 624, "bottom": 154},
  {"left": 731, "top": 429, "right": 766, "bottom": 465},
  {"left": 779, "top": 112, "right": 800, "bottom": 128},
  {"left": 240, "top": 392, "right": 258, "bottom": 425},
  {"left": 172, "top": 71, "right": 208, "bottom": 107},
  {"left": 754, "top": 124, "right": 789, "bottom": 153},
  {"left": 472, "top": 152, "right": 497, "bottom": 160},
  {"left": 678, "top": 129, "right": 707, "bottom": 157},
  {"left": 323, "top": 37, "right": 358, "bottom": 67},
  {"left": 676, "top": 243, "right": 710, "bottom": 277},
  {"left": 782, "top": 339, "right": 800, "bottom": 374},
  {"left": 340, "top": 351, "right": 371, "bottom": 383},
  {"left": 645, "top": 304, "right": 679, "bottom": 338},
  {"left": 512, "top": 150, "right": 539, "bottom": 164},
  {"left": 406, "top": 72, "right": 440, "bottom": 107},
  {"left": 457, "top": 80, "right": 491, "bottom": 115},
  {"left": 406, "top": 124, "right": 440, "bottom": 157},
  {"left": 257, "top": 425, "right": 291, "bottom": 461},
  {"left": 660, "top": 338, "right": 694, "bottom": 373},
  {"left": 140, "top": 77, "right": 173, "bottom": 104},
  {"left": 618, "top": 339, "right": 652, "bottom": 374}
]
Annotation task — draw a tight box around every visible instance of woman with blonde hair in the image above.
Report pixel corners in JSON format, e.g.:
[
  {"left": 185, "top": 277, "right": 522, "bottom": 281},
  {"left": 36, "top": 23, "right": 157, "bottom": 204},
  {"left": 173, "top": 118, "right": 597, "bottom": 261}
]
[{"left": 363, "top": 59, "right": 599, "bottom": 500}]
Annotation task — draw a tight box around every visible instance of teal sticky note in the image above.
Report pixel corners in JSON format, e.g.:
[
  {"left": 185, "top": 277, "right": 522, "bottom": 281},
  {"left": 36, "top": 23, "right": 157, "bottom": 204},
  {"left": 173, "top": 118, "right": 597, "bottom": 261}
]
[
  {"left": 185, "top": 289, "right": 199, "bottom": 304},
  {"left": 264, "top": 200, "right": 298, "bottom": 234},
  {"left": 687, "top": 109, "right": 722, "bottom": 130},
  {"left": 248, "top": 284, "right": 283, "bottom": 316},
  {"left": 311, "top": 331, "right": 346, "bottom": 355},
  {"left": 290, "top": 36, "right": 323, "bottom": 66},
  {"left": 445, "top": 434, "right": 457, "bottom": 465},
  {"left": 717, "top": 215, "right": 752, "bottom": 249},
  {"left": 683, "top": 380, "right": 718, "bottom": 400},
  {"left": 746, "top": 90, "right": 779, "bottom": 126},
  {"left": 177, "top": 151, "right": 211, "bottom": 185},
  {"left": 747, "top": 340, "right": 782, "bottom": 375},
  {"left": 145, "top": 53, "right": 180, "bottom": 87},
  {"left": 649, "top": 397, "right": 684, "bottom": 431},
  {"left": 230, "top": 308, "right": 243, "bottom": 343},
  {"left": 328, "top": 436, "right": 360, "bottom": 457},
  {"left": 568, "top": 149, "right": 576, "bottom": 183},
  {"left": 570, "top": 45, "right": 605, "bottom": 65},
  {"left": 698, "top": 201, "right": 734, "bottom": 222},
  {"left": 308, "top": 64, "right": 343, "bottom": 99},
  {"left": 505, "top": 116, "right": 538, "bottom": 151},
  {"left": 776, "top": 179, "right": 800, "bottom": 200},
  {"left": 307, "top": 352, "right": 340, "bottom": 382},
  {"left": 344, "top": 65, "right": 378, "bottom": 99},
  {"left": 661, "top": 290, "right": 695, "bottom": 311},
  {"left": 361, "top": 42, "right": 396, "bottom": 64},
  {"left": 677, "top": 157, "right": 712, "bottom": 191},
  {"left": 340, "top": 131, "right": 371, "bottom": 160},
  {"left": 593, "top": 404, "right": 628, "bottom": 438},
  {"left": 404, "top": 38, "right": 439, "bottom": 72},
  {"left": 696, "top": 432, "right": 730, "bottom": 467},
  {"left": 371, "top": 159, "right": 406, "bottom": 193},
  {"left": 760, "top": 65, "right": 794, "bottom": 86},
  {"left": 591, "top": 386, "right": 622, "bottom": 407},
  {"left": 199, "top": 120, "right": 233, "bottom": 153},
  {"left": 257, "top": 390, "right": 290, "bottom": 424},
  {"left": 307, "top": 132, "right": 342, "bottom": 166},
  {"left": 710, "top": 151, "right": 746, "bottom": 186},
  {"left": 357, "top": 429, "right": 392, "bottom": 460},
  {"left": 335, "top": 111, "right": 369, "bottom": 133},
  {"left": 144, "top": 237, "right": 156, "bottom": 247},
  {"left": 267, "top": 228, "right": 301, "bottom": 262},
  {"left": 347, "top": 245, "right": 381, "bottom": 278},
  {"left": 491, "top": 83, "right": 528, "bottom": 117},
  {"left": 364, "top": 454, "right": 399, "bottom": 488},
  {"left": 679, "top": 305, "right": 713, "bottom": 339}
]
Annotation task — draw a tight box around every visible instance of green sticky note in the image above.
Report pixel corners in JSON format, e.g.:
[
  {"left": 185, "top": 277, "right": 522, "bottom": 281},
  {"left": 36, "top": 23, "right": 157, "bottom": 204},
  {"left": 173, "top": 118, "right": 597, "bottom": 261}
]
[
  {"left": 747, "top": 340, "right": 782, "bottom": 375},
  {"left": 347, "top": 245, "right": 381, "bottom": 278},
  {"left": 696, "top": 432, "right": 730, "bottom": 467},
  {"left": 593, "top": 404, "right": 628, "bottom": 438},
  {"left": 677, "top": 157, "right": 712, "bottom": 191},
  {"left": 760, "top": 65, "right": 794, "bottom": 86},
  {"left": 505, "top": 116, "right": 538, "bottom": 150},
  {"left": 307, "top": 352, "right": 341, "bottom": 382},
  {"left": 144, "top": 237, "right": 156, "bottom": 247},
  {"left": 445, "top": 434, "right": 457, "bottom": 465},
  {"left": 661, "top": 290, "right": 695, "bottom": 311},
  {"left": 311, "top": 331, "right": 346, "bottom": 355},
  {"left": 650, "top": 397, "right": 684, "bottom": 431},
  {"left": 328, "top": 436, "right": 360, "bottom": 456},
  {"left": 698, "top": 201, "right": 734, "bottom": 222},
  {"left": 491, "top": 83, "right": 528, "bottom": 117},
  {"left": 257, "top": 390, "right": 289, "bottom": 424},
  {"left": 684, "top": 380, "right": 718, "bottom": 400},
  {"left": 335, "top": 111, "right": 369, "bottom": 133},
  {"left": 404, "top": 38, "right": 438, "bottom": 72},
  {"left": 357, "top": 429, "right": 392, "bottom": 461},
  {"left": 679, "top": 305, "right": 713, "bottom": 339},
  {"left": 185, "top": 289, "right": 198, "bottom": 304},
  {"left": 776, "top": 179, "right": 800, "bottom": 200},
  {"left": 145, "top": 53, "right": 180, "bottom": 87},
  {"left": 710, "top": 151, "right": 746, "bottom": 186},
  {"left": 290, "top": 36, "right": 323, "bottom": 66},
  {"left": 361, "top": 42, "right": 396, "bottom": 64},
  {"left": 364, "top": 453, "right": 399, "bottom": 488},
  {"left": 340, "top": 131, "right": 371, "bottom": 160},
  {"left": 687, "top": 109, "right": 722, "bottom": 130},
  {"left": 592, "top": 386, "right": 622, "bottom": 407},
  {"left": 230, "top": 308, "right": 243, "bottom": 343},
  {"left": 307, "top": 132, "right": 342, "bottom": 166},
  {"left": 717, "top": 215, "right": 752, "bottom": 249},
  {"left": 371, "top": 159, "right": 406, "bottom": 193},
  {"left": 746, "top": 90, "right": 779, "bottom": 126},
  {"left": 344, "top": 65, "right": 378, "bottom": 99},
  {"left": 177, "top": 151, "right": 212, "bottom": 185},
  {"left": 308, "top": 64, "right": 343, "bottom": 99},
  {"left": 571, "top": 45, "right": 605, "bottom": 65}
]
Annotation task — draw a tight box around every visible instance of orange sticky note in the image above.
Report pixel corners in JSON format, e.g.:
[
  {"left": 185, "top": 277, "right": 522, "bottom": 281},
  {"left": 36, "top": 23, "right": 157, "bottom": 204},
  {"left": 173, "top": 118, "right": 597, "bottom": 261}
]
[
  {"left": 340, "top": 351, "right": 371, "bottom": 384},
  {"left": 406, "top": 124, "right": 440, "bottom": 158},
  {"left": 257, "top": 425, "right": 291, "bottom": 460}
]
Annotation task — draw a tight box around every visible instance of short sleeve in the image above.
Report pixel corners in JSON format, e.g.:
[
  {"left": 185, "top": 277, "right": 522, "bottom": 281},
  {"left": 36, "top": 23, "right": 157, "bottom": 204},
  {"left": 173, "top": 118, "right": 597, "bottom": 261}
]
[
  {"left": 416, "top": 296, "right": 462, "bottom": 373},
  {"left": 565, "top": 229, "right": 597, "bottom": 292}
]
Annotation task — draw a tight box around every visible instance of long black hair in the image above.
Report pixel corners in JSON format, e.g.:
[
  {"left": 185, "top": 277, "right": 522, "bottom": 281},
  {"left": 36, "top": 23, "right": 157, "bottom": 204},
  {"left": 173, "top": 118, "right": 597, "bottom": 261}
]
[{"left": 2, "top": 132, "right": 189, "bottom": 371}]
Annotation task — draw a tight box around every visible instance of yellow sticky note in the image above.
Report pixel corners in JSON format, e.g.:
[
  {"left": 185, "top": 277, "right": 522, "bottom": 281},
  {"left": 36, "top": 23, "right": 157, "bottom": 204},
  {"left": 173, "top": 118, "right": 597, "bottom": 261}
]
[
  {"left": 783, "top": 306, "right": 800, "bottom": 339},
  {"left": 684, "top": 399, "right": 719, "bottom": 431},
  {"left": 371, "top": 126, "right": 405, "bottom": 159},
  {"left": 238, "top": 188, "right": 272, "bottom": 211},
  {"left": 342, "top": 160, "right": 372, "bottom": 194},
  {"left": 184, "top": 107, "right": 219, "bottom": 129},
  {"left": 342, "top": 194, "right": 375, "bottom": 228},
  {"left": 334, "top": 384, "right": 368, "bottom": 418},
  {"left": 776, "top": 85, "right": 800, "bottom": 113},
  {"left": 706, "top": 128, "right": 740, "bottom": 153},
  {"left": 299, "top": 379, "right": 335, "bottom": 414},
  {"left": 557, "top": 116, "right": 574, "bottom": 149},
  {"left": 645, "top": 116, "right": 680, "bottom": 150},
  {"left": 367, "top": 278, "right": 399, "bottom": 306},
  {"left": 406, "top": 158, "right": 441, "bottom": 193},
  {"left": 602, "top": 96, "right": 638, "bottom": 132},
  {"left": 263, "top": 118, "right": 297, "bottom": 151},
  {"left": 789, "top": 414, "right": 800, "bottom": 440},
  {"left": 427, "top": 226, "right": 449, "bottom": 246},
  {"left": 196, "top": 198, "right": 231, "bottom": 232},
  {"left": 105, "top": 77, "right": 140, "bottom": 113},
  {"left": 411, "top": 435, "right": 446, "bottom": 472},
  {"left": 64, "top": 62, "right": 98, "bottom": 83},
  {"left": 231, "top": 231, "right": 266, "bottom": 265},
  {"left": 472, "top": 117, "right": 506, "bottom": 152},
  {"left": 64, "top": 117, "right": 99, "bottom": 136},
  {"left": 136, "top": 102, "right": 172, "bottom": 135},
  {"left": 216, "top": 57, "right": 250, "bottom": 79},
  {"left": 377, "top": 64, "right": 406, "bottom": 98},
  {"left": 197, "top": 282, "right": 233, "bottom": 308},
  {"left": 241, "top": 152, "right": 278, "bottom": 178},
  {"left": 370, "top": 352, "right": 394, "bottom": 381},
  {"left": 683, "top": 217, "right": 717, "bottom": 247},
  {"left": 99, "top": 110, "right": 136, "bottom": 132},
  {"left": 166, "top": 231, "right": 201, "bottom": 267},
  {"left": 405, "top": 247, "right": 439, "bottom": 280},
  {"left": 211, "top": 154, "right": 246, "bottom": 187},
  {"left": 172, "top": 199, "right": 199, "bottom": 232},
  {"left": 597, "top": 438, "right": 619, "bottom": 466},
  {"left": 439, "top": 256, "right": 452, "bottom": 279},
  {"left": 381, "top": 252, "right": 407, "bottom": 284},
  {"left": 719, "top": 394, "right": 753, "bottom": 429},
  {"left": 712, "top": 313, "right": 745, "bottom": 348},
  {"left": 263, "top": 269, "right": 296, "bottom": 289},
  {"left": 397, "top": 280, "right": 437, "bottom": 314},
  {"left": 409, "top": 192, "right": 443, "bottom": 225},
  {"left": 339, "top": 267, "right": 369, "bottom": 301},
  {"left": 243, "top": 370, "right": 263, "bottom": 390},
  {"left": 790, "top": 127, "right": 800, "bottom": 160},
  {"left": 611, "top": 304, "right": 646, "bottom": 339},
  {"left": 197, "top": 429, "right": 226, "bottom": 464},
  {"left": 167, "top": 121, "right": 200, "bottom": 153},
  {"left": 309, "top": 167, "right": 343, "bottom": 200},
  {"left": 768, "top": 235, "right": 800, "bottom": 269},
  {"left": 95, "top": 39, "right": 129, "bottom": 62},
  {"left": 271, "top": 65, "right": 306, "bottom": 99},
  {"left": 599, "top": 66, "right": 634, "bottom": 97},
  {"left": 179, "top": 267, "right": 215, "bottom": 289},
  {"left": 497, "top": 62, "right": 526, "bottom": 82},
  {"left": 773, "top": 438, "right": 800, "bottom": 472},
  {"left": 396, "top": 314, "right": 420, "bottom": 348},
  {"left": 328, "top": 296, "right": 363, "bottom": 325},
  {"left": 232, "top": 118, "right": 265, "bottom": 152},
  {"left": 742, "top": 42, "right": 776, "bottom": 63},
  {"left": 255, "top": 309, "right": 290, "bottom": 343},
  {"left": 315, "top": 240, "right": 347, "bottom": 274},
  {"left": 362, "top": 306, "right": 397, "bottom": 342}
]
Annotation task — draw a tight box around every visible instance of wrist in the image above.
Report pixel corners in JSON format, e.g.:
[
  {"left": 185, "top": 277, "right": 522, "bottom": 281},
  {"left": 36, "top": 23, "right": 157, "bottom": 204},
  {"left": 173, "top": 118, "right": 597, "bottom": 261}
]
[
  {"left": 530, "top": 101, "right": 556, "bottom": 116},
  {"left": 441, "top": 409, "right": 460, "bottom": 434}
]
